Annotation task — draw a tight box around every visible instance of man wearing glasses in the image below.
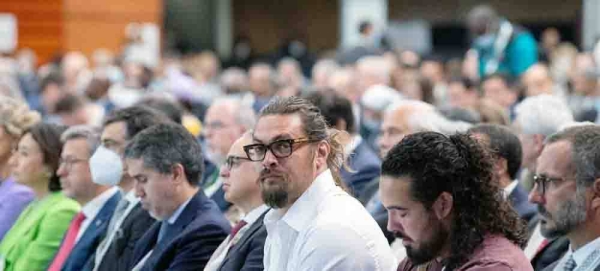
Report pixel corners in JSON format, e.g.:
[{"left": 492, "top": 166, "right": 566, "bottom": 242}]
[
  {"left": 205, "top": 132, "right": 269, "bottom": 271},
  {"left": 243, "top": 97, "right": 396, "bottom": 271},
  {"left": 529, "top": 125, "right": 600, "bottom": 271}
]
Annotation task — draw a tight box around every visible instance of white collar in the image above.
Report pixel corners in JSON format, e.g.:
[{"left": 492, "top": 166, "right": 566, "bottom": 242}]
[
  {"left": 166, "top": 196, "right": 193, "bottom": 224},
  {"left": 242, "top": 204, "right": 269, "bottom": 225},
  {"left": 503, "top": 180, "right": 519, "bottom": 199},
  {"left": 570, "top": 236, "right": 600, "bottom": 267},
  {"left": 124, "top": 189, "right": 140, "bottom": 204},
  {"left": 264, "top": 169, "right": 336, "bottom": 232},
  {"left": 344, "top": 135, "right": 363, "bottom": 158},
  {"left": 81, "top": 186, "right": 120, "bottom": 220}
]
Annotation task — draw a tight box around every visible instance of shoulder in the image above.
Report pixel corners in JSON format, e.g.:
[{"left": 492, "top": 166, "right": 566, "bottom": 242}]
[
  {"left": 44, "top": 194, "right": 80, "bottom": 214},
  {"left": 465, "top": 235, "right": 533, "bottom": 271}
]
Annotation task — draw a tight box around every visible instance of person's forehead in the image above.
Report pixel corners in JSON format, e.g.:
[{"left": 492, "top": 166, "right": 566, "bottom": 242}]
[
  {"left": 62, "top": 138, "right": 90, "bottom": 156},
  {"left": 206, "top": 103, "right": 235, "bottom": 122},
  {"left": 253, "top": 114, "right": 304, "bottom": 142},
  {"left": 380, "top": 175, "right": 413, "bottom": 206},
  {"left": 537, "top": 141, "right": 573, "bottom": 175},
  {"left": 102, "top": 121, "right": 127, "bottom": 141},
  {"left": 382, "top": 109, "right": 410, "bottom": 129}
]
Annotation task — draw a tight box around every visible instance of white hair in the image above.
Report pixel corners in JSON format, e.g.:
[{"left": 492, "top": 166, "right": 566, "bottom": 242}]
[
  {"left": 385, "top": 99, "right": 436, "bottom": 114},
  {"left": 360, "top": 84, "right": 403, "bottom": 112},
  {"left": 356, "top": 56, "right": 391, "bottom": 85},
  {"left": 210, "top": 96, "right": 256, "bottom": 130},
  {"left": 312, "top": 59, "right": 339, "bottom": 78},
  {"left": 514, "top": 94, "right": 574, "bottom": 136},
  {"left": 407, "top": 110, "right": 472, "bottom": 135}
]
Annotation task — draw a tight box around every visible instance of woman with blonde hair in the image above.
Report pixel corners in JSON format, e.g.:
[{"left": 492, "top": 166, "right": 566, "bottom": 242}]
[{"left": 0, "top": 97, "right": 40, "bottom": 239}]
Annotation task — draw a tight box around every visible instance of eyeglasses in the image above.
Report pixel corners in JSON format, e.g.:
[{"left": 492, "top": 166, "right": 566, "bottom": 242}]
[
  {"left": 243, "top": 137, "right": 315, "bottom": 161},
  {"left": 533, "top": 174, "right": 570, "bottom": 195},
  {"left": 59, "top": 158, "right": 87, "bottom": 171},
  {"left": 224, "top": 156, "right": 252, "bottom": 171}
]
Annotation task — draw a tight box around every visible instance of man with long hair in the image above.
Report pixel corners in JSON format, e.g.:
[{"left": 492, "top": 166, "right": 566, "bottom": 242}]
[{"left": 381, "top": 131, "right": 532, "bottom": 270}]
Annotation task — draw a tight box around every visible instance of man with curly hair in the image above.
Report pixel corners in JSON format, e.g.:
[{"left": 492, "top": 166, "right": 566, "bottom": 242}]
[{"left": 381, "top": 131, "right": 532, "bottom": 270}]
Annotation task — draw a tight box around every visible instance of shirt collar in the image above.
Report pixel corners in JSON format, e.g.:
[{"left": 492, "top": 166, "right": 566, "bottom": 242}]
[
  {"left": 570, "top": 236, "right": 600, "bottom": 266},
  {"left": 81, "top": 186, "right": 120, "bottom": 220},
  {"left": 264, "top": 169, "right": 336, "bottom": 232},
  {"left": 242, "top": 204, "right": 269, "bottom": 225},
  {"left": 125, "top": 189, "right": 139, "bottom": 204},
  {"left": 166, "top": 196, "right": 193, "bottom": 224},
  {"left": 503, "top": 180, "right": 519, "bottom": 199}
]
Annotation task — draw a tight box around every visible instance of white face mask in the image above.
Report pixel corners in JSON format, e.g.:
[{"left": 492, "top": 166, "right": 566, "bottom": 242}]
[{"left": 90, "top": 146, "right": 123, "bottom": 186}]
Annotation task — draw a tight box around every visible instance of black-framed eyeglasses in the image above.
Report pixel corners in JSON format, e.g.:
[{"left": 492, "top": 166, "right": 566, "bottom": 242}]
[
  {"left": 243, "top": 137, "right": 315, "bottom": 161},
  {"left": 533, "top": 174, "right": 570, "bottom": 195},
  {"left": 224, "top": 156, "right": 252, "bottom": 171}
]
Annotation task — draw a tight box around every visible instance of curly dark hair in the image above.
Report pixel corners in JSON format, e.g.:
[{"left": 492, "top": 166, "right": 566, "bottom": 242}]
[{"left": 381, "top": 131, "right": 527, "bottom": 269}]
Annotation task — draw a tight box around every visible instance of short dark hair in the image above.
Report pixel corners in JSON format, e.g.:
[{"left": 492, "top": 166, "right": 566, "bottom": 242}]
[
  {"left": 448, "top": 76, "right": 476, "bottom": 91},
  {"left": 124, "top": 123, "right": 204, "bottom": 185},
  {"left": 24, "top": 123, "right": 67, "bottom": 192},
  {"left": 136, "top": 97, "right": 184, "bottom": 124},
  {"left": 54, "top": 94, "right": 85, "bottom": 114},
  {"left": 546, "top": 125, "right": 600, "bottom": 188},
  {"left": 381, "top": 132, "right": 526, "bottom": 269},
  {"left": 482, "top": 72, "right": 516, "bottom": 90},
  {"left": 468, "top": 124, "right": 522, "bottom": 179},
  {"left": 359, "top": 21, "right": 372, "bottom": 34},
  {"left": 103, "top": 105, "right": 171, "bottom": 140},
  {"left": 302, "top": 90, "right": 355, "bottom": 133}
]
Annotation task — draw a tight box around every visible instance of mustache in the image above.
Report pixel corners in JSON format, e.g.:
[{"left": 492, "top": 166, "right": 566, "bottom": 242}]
[{"left": 394, "top": 231, "right": 410, "bottom": 240}]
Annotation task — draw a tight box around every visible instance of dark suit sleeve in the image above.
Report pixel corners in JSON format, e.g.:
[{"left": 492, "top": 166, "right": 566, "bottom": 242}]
[
  {"left": 166, "top": 223, "right": 229, "bottom": 271},
  {"left": 238, "top": 228, "right": 267, "bottom": 271}
]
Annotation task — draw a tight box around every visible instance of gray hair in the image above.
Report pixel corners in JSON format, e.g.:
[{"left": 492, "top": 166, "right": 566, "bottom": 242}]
[
  {"left": 361, "top": 85, "right": 403, "bottom": 112},
  {"left": 514, "top": 94, "right": 574, "bottom": 136},
  {"left": 356, "top": 56, "right": 391, "bottom": 85},
  {"left": 124, "top": 123, "right": 204, "bottom": 185},
  {"left": 60, "top": 125, "right": 101, "bottom": 156},
  {"left": 312, "top": 59, "right": 339, "bottom": 78},
  {"left": 211, "top": 97, "right": 256, "bottom": 130},
  {"left": 407, "top": 110, "right": 472, "bottom": 135},
  {"left": 546, "top": 124, "right": 600, "bottom": 188}
]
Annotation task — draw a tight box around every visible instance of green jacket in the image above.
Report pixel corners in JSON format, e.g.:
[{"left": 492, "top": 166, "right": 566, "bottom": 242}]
[{"left": 0, "top": 192, "right": 80, "bottom": 271}]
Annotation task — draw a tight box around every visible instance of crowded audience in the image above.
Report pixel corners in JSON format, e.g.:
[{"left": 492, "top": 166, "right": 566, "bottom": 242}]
[{"left": 2, "top": 3, "right": 600, "bottom": 270}]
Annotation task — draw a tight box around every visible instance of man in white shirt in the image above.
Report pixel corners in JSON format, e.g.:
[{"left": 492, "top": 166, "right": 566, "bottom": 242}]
[
  {"left": 468, "top": 124, "right": 537, "bottom": 224},
  {"left": 205, "top": 132, "right": 269, "bottom": 271},
  {"left": 529, "top": 125, "right": 600, "bottom": 270},
  {"left": 243, "top": 96, "right": 397, "bottom": 271},
  {"left": 48, "top": 125, "right": 121, "bottom": 271}
]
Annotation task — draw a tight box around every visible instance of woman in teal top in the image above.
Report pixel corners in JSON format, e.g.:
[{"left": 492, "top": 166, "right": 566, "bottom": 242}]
[{"left": 0, "top": 123, "right": 80, "bottom": 271}]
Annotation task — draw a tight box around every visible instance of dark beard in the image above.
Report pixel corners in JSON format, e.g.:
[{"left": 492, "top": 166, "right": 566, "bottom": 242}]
[
  {"left": 404, "top": 221, "right": 449, "bottom": 265},
  {"left": 259, "top": 170, "right": 289, "bottom": 209}
]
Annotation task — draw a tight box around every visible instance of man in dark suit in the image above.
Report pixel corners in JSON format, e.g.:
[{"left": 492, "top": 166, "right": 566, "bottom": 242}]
[
  {"left": 303, "top": 90, "right": 381, "bottom": 199},
  {"left": 48, "top": 126, "right": 122, "bottom": 271},
  {"left": 125, "top": 123, "right": 230, "bottom": 271},
  {"left": 202, "top": 97, "right": 257, "bottom": 212},
  {"left": 85, "top": 106, "right": 171, "bottom": 271},
  {"left": 468, "top": 124, "right": 537, "bottom": 224},
  {"left": 205, "top": 132, "right": 269, "bottom": 271}
]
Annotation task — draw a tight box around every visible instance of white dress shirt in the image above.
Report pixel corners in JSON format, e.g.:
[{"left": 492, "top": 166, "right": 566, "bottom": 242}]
[
  {"left": 263, "top": 169, "right": 397, "bottom": 271},
  {"left": 524, "top": 223, "right": 546, "bottom": 260},
  {"left": 502, "top": 180, "right": 519, "bottom": 199},
  {"left": 554, "top": 236, "right": 600, "bottom": 270},
  {"left": 204, "top": 204, "right": 269, "bottom": 271},
  {"left": 76, "top": 186, "right": 120, "bottom": 242}
]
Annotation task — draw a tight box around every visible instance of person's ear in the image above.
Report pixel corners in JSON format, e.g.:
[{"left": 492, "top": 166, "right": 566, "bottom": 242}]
[
  {"left": 171, "top": 164, "right": 186, "bottom": 185},
  {"left": 591, "top": 178, "right": 600, "bottom": 210},
  {"left": 432, "top": 192, "right": 453, "bottom": 220},
  {"left": 315, "top": 141, "right": 330, "bottom": 169}
]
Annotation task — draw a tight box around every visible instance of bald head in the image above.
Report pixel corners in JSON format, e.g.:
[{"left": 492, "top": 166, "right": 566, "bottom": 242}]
[
  {"left": 356, "top": 56, "right": 391, "bottom": 93},
  {"left": 220, "top": 131, "right": 263, "bottom": 212},
  {"left": 522, "top": 64, "right": 554, "bottom": 97},
  {"left": 249, "top": 63, "right": 275, "bottom": 97},
  {"left": 467, "top": 5, "right": 498, "bottom": 36}
]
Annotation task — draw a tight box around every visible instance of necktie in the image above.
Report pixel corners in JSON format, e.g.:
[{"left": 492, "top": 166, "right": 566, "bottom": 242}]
[
  {"left": 564, "top": 255, "right": 577, "bottom": 271},
  {"left": 48, "top": 212, "right": 86, "bottom": 271},
  {"left": 157, "top": 222, "right": 170, "bottom": 244},
  {"left": 535, "top": 239, "right": 550, "bottom": 256},
  {"left": 107, "top": 197, "right": 130, "bottom": 234},
  {"left": 230, "top": 220, "right": 247, "bottom": 241}
]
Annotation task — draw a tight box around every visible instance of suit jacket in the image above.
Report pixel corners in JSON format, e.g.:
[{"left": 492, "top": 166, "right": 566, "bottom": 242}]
[
  {"left": 217, "top": 210, "right": 268, "bottom": 271},
  {"left": 0, "top": 192, "right": 80, "bottom": 271},
  {"left": 131, "top": 190, "right": 231, "bottom": 271},
  {"left": 532, "top": 236, "right": 569, "bottom": 271},
  {"left": 59, "top": 191, "right": 121, "bottom": 271},
  {"left": 0, "top": 177, "right": 34, "bottom": 240},
  {"left": 340, "top": 140, "right": 381, "bottom": 199},
  {"left": 88, "top": 201, "right": 156, "bottom": 271},
  {"left": 508, "top": 184, "right": 537, "bottom": 224}
]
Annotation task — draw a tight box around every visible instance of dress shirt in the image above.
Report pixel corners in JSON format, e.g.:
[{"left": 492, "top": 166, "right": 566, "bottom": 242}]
[
  {"left": 263, "top": 169, "right": 397, "bottom": 271},
  {"left": 166, "top": 196, "right": 193, "bottom": 224},
  {"left": 204, "top": 204, "right": 269, "bottom": 271},
  {"left": 557, "top": 236, "right": 600, "bottom": 270},
  {"left": 502, "top": 180, "right": 519, "bottom": 199},
  {"left": 76, "top": 187, "right": 120, "bottom": 241},
  {"left": 524, "top": 223, "right": 546, "bottom": 260}
]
